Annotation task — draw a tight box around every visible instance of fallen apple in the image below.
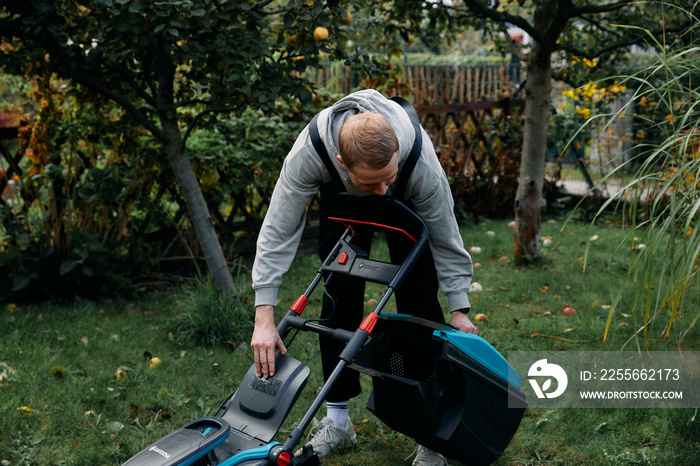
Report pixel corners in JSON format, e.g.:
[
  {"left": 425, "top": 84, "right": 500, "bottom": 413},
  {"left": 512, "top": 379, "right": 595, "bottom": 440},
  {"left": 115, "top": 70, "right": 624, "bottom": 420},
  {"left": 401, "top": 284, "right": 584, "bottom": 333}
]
[
  {"left": 563, "top": 306, "right": 577, "bottom": 316},
  {"left": 473, "top": 313, "right": 488, "bottom": 322}
]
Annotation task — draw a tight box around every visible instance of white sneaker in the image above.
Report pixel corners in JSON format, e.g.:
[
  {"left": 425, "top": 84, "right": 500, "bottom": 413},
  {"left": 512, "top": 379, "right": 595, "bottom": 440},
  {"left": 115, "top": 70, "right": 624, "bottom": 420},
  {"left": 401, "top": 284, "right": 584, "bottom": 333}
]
[
  {"left": 295, "top": 416, "right": 357, "bottom": 460},
  {"left": 408, "top": 444, "right": 449, "bottom": 466}
]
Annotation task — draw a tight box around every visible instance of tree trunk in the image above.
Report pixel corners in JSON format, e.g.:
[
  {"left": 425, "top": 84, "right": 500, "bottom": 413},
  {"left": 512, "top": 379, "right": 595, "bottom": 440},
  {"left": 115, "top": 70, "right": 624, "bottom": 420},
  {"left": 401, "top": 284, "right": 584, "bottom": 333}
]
[
  {"left": 161, "top": 118, "right": 237, "bottom": 296},
  {"left": 514, "top": 42, "right": 551, "bottom": 261}
]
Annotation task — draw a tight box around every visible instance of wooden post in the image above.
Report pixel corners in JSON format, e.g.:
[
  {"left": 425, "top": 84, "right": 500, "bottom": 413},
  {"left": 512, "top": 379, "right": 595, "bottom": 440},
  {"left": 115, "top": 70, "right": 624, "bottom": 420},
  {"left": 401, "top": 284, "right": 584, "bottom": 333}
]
[{"left": 467, "top": 67, "right": 472, "bottom": 102}]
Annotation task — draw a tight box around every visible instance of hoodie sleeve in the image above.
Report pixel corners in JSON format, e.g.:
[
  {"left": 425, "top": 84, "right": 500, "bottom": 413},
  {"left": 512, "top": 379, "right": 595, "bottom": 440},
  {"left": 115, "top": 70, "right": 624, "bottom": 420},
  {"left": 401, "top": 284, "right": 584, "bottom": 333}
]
[
  {"left": 404, "top": 127, "right": 473, "bottom": 312},
  {"left": 251, "top": 125, "right": 329, "bottom": 308}
]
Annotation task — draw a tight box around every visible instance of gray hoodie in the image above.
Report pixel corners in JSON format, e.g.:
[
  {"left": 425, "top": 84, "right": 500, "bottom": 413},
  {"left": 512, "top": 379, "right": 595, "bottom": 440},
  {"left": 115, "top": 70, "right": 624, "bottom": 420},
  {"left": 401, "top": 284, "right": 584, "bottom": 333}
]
[{"left": 252, "top": 89, "right": 473, "bottom": 312}]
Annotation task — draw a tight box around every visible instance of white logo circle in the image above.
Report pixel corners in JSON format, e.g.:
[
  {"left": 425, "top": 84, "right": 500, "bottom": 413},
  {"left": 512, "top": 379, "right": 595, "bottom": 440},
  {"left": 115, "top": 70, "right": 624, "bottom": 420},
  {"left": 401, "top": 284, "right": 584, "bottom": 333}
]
[{"left": 527, "top": 359, "right": 568, "bottom": 399}]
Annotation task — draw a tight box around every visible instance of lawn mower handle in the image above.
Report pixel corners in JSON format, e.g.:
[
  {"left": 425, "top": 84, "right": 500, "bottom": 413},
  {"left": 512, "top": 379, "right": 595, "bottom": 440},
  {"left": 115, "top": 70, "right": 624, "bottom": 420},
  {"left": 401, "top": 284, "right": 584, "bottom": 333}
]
[
  {"left": 274, "top": 195, "right": 431, "bottom": 454},
  {"left": 276, "top": 195, "right": 429, "bottom": 341},
  {"left": 279, "top": 311, "right": 355, "bottom": 343}
]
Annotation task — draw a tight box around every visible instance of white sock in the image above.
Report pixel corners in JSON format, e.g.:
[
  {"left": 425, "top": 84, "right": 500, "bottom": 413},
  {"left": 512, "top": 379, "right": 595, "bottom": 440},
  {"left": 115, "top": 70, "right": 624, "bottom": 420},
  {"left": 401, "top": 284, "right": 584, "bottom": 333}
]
[{"left": 326, "top": 401, "right": 350, "bottom": 429}]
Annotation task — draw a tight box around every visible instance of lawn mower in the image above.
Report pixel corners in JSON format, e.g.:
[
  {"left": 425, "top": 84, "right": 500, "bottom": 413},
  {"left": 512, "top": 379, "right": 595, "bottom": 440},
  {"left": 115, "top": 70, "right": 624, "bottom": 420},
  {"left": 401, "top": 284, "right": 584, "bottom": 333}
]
[{"left": 121, "top": 195, "right": 527, "bottom": 466}]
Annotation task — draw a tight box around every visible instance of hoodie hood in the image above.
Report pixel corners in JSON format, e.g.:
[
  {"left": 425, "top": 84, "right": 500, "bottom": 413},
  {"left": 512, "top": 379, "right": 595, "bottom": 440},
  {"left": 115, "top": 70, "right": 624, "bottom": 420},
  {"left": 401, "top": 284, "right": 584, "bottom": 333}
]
[{"left": 318, "top": 89, "right": 416, "bottom": 171}]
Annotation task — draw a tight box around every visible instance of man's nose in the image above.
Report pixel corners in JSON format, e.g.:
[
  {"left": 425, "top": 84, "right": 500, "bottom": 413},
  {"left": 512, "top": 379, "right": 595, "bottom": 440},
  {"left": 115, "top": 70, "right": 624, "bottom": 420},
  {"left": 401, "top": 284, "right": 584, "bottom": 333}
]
[{"left": 373, "top": 183, "right": 389, "bottom": 196}]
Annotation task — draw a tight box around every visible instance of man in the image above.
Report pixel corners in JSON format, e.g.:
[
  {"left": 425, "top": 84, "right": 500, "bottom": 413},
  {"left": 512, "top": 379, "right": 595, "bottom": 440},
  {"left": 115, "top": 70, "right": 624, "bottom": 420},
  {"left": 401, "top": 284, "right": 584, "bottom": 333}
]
[{"left": 251, "top": 89, "right": 476, "bottom": 465}]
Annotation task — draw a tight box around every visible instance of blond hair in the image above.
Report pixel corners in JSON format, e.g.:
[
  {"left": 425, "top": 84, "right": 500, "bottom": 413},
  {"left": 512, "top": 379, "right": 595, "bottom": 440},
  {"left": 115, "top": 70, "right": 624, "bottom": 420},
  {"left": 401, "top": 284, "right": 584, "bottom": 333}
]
[{"left": 338, "top": 113, "right": 399, "bottom": 169}]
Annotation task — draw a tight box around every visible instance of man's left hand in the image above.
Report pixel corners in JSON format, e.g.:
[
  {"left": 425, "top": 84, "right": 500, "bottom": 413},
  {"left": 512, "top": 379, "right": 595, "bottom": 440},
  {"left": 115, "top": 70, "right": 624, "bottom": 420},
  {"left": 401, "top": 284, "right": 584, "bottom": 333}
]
[{"left": 450, "top": 310, "right": 477, "bottom": 334}]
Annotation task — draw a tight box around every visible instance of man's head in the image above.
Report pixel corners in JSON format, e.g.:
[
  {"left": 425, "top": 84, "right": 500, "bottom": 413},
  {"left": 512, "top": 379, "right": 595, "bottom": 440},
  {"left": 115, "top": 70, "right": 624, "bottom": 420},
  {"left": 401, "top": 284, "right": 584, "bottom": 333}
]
[{"left": 337, "top": 113, "right": 400, "bottom": 195}]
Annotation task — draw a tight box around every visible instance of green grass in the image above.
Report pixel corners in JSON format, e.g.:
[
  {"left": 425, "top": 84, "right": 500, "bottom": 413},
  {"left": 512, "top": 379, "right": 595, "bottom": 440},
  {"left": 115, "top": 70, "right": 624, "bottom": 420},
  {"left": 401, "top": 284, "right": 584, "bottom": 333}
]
[{"left": 1, "top": 217, "right": 699, "bottom": 465}]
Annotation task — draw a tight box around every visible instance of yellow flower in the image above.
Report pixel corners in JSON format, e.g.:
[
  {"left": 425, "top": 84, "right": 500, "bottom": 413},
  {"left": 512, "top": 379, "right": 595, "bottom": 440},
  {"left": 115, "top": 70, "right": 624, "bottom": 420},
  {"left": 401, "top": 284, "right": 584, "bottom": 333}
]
[
  {"left": 609, "top": 82, "right": 627, "bottom": 93},
  {"left": 582, "top": 83, "right": 598, "bottom": 97},
  {"left": 575, "top": 107, "right": 592, "bottom": 119},
  {"left": 7, "top": 303, "right": 16, "bottom": 311}
]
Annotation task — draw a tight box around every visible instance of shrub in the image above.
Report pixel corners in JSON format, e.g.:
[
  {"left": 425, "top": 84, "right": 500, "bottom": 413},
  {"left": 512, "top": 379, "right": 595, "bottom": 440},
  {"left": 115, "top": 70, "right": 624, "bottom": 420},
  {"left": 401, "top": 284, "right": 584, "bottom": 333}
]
[
  {"left": 0, "top": 76, "right": 169, "bottom": 302},
  {"left": 446, "top": 104, "right": 525, "bottom": 219},
  {"left": 188, "top": 106, "right": 306, "bottom": 234},
  {"left": 173, "top": 275, "right": 254, "bottom": 347}
]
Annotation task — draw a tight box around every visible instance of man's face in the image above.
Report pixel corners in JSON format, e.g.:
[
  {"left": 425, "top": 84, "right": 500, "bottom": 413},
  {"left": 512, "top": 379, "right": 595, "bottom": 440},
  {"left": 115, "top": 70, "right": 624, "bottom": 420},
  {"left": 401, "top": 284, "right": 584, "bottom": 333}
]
[{"left": 338, "top": 152, "right": 399, "bottom": 196}]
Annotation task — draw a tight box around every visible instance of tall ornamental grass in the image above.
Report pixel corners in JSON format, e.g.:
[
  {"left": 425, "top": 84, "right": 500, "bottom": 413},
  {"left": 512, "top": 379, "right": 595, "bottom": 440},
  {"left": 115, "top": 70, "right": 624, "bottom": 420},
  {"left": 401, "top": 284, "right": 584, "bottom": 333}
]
[{"left": 591, "top": 19, "right": 700, "bottom": 346}]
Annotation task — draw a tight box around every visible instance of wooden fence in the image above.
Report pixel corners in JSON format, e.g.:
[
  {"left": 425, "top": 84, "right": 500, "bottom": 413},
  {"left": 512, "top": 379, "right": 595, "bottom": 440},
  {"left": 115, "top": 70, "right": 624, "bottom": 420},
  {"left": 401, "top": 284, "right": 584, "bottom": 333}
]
[
  {"left": 310, "top": 62, "right": 524, "bottom": 177},
  {"left": 311, "top": 62, "right": 522, "bottom": 104},
  {"left": 414, "top": 99, "right": 523, "bottom": 174}
]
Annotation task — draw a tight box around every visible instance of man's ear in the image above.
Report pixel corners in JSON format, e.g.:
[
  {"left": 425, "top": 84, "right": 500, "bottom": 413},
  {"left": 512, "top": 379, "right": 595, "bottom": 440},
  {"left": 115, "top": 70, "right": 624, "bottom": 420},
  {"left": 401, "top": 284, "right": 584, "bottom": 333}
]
[{"left": 336, "top": 155, "right": 347, "bottom": 168}]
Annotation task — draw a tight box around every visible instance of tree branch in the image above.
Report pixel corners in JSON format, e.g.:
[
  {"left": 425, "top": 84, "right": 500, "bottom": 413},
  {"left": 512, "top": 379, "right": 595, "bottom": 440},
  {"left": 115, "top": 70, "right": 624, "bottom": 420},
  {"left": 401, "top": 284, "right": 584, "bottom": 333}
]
[
  {"left": 557, "top": 35, "right": 643, "bottom": 60},
  {"left": 68, "top": 66, "right": 166, "bottom": 141},
  {"left": 579, "top": 14, "right": 625, "bottom": 40},
  {"left": 41, "top": 41, "right": 166, "bottom": 141},
  {"left": 446, "top": 1, "right": 542, "bottom": 42},
  {"left": 253, "top": 0, "right": 275, "bottom": 8},
  {"left": 113, "top": 64, "right": 158, "bottom": 108},
  {"left": 181, "top": 104, "right": 243, "bottom": 148},
  {"left": 556, "top": 23, "right": 691, "bottom": 59},
  {"left": 571, "top": 0, "right": 633, "bottom": 16},
  {"left": 498, "top": 22, "right": 527, "bottom": 62}
]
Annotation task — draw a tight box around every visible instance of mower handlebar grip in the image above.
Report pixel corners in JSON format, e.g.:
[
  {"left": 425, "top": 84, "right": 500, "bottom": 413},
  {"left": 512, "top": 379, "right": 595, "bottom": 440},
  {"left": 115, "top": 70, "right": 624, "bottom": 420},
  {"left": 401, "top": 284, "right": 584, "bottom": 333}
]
[{"left": 280, "top": 313, "right": 354, "bottom": 343}]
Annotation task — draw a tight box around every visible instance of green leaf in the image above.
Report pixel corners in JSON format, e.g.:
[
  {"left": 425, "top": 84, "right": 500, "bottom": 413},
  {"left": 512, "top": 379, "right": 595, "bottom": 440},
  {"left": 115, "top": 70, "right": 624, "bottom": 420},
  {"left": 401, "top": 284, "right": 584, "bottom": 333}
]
[
  {"left": 12, "top": 275, "right": 30, "bottom": 291},
  {"left": 60, "top": 260, "right": 77, "bottom": 275},
  {"left": 15, "top": 232, "right": 30, "bottom": 249},
  {"left": 74, "top": 247, "right": 89, "bottom": 260}
]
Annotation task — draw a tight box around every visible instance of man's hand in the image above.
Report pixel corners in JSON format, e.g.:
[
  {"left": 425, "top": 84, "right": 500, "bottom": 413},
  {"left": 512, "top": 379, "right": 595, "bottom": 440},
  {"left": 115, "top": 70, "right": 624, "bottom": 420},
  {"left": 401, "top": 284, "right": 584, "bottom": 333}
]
[
  {"left": 251, "top": 305, "right": 287, "bottom": 378},
  {"left": 450, "top": 310, "right": 477, "bottom": 334}
]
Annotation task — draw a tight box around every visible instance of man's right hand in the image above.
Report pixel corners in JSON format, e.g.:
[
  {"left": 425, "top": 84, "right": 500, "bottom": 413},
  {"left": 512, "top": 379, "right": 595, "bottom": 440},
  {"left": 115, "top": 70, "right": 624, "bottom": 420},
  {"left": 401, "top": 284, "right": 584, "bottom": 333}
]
[{"left": 251, "top": 305, "right": 287, "bottom": 378}]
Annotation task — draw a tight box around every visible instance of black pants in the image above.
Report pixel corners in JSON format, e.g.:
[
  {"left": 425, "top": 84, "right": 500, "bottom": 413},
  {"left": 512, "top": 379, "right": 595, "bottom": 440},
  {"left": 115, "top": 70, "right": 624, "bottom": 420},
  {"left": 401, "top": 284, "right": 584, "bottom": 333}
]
[{"left": 317, "top": 183, "right": 444, "bottom": 402}]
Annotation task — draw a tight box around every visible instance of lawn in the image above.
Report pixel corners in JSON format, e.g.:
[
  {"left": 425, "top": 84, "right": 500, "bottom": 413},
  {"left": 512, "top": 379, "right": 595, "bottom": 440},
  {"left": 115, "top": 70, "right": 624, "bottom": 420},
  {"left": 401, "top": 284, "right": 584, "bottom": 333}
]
[{"left": 1, "top": 215, "right": 699, "bottom": 465}]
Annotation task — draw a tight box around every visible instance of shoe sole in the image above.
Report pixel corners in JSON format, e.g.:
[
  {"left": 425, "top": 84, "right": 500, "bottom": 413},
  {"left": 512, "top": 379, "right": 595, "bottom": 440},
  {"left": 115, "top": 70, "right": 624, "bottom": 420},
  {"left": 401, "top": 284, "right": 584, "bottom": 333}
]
[{"left": 315, "top": 435, "right": 358, "bottom": 460}]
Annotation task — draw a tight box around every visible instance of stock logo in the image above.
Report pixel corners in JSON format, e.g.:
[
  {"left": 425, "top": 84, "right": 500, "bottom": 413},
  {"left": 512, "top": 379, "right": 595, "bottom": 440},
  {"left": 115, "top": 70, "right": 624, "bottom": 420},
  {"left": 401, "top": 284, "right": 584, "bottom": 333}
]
[{"left": 528, "top": 359, "right": 568, "bottom": 399}]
